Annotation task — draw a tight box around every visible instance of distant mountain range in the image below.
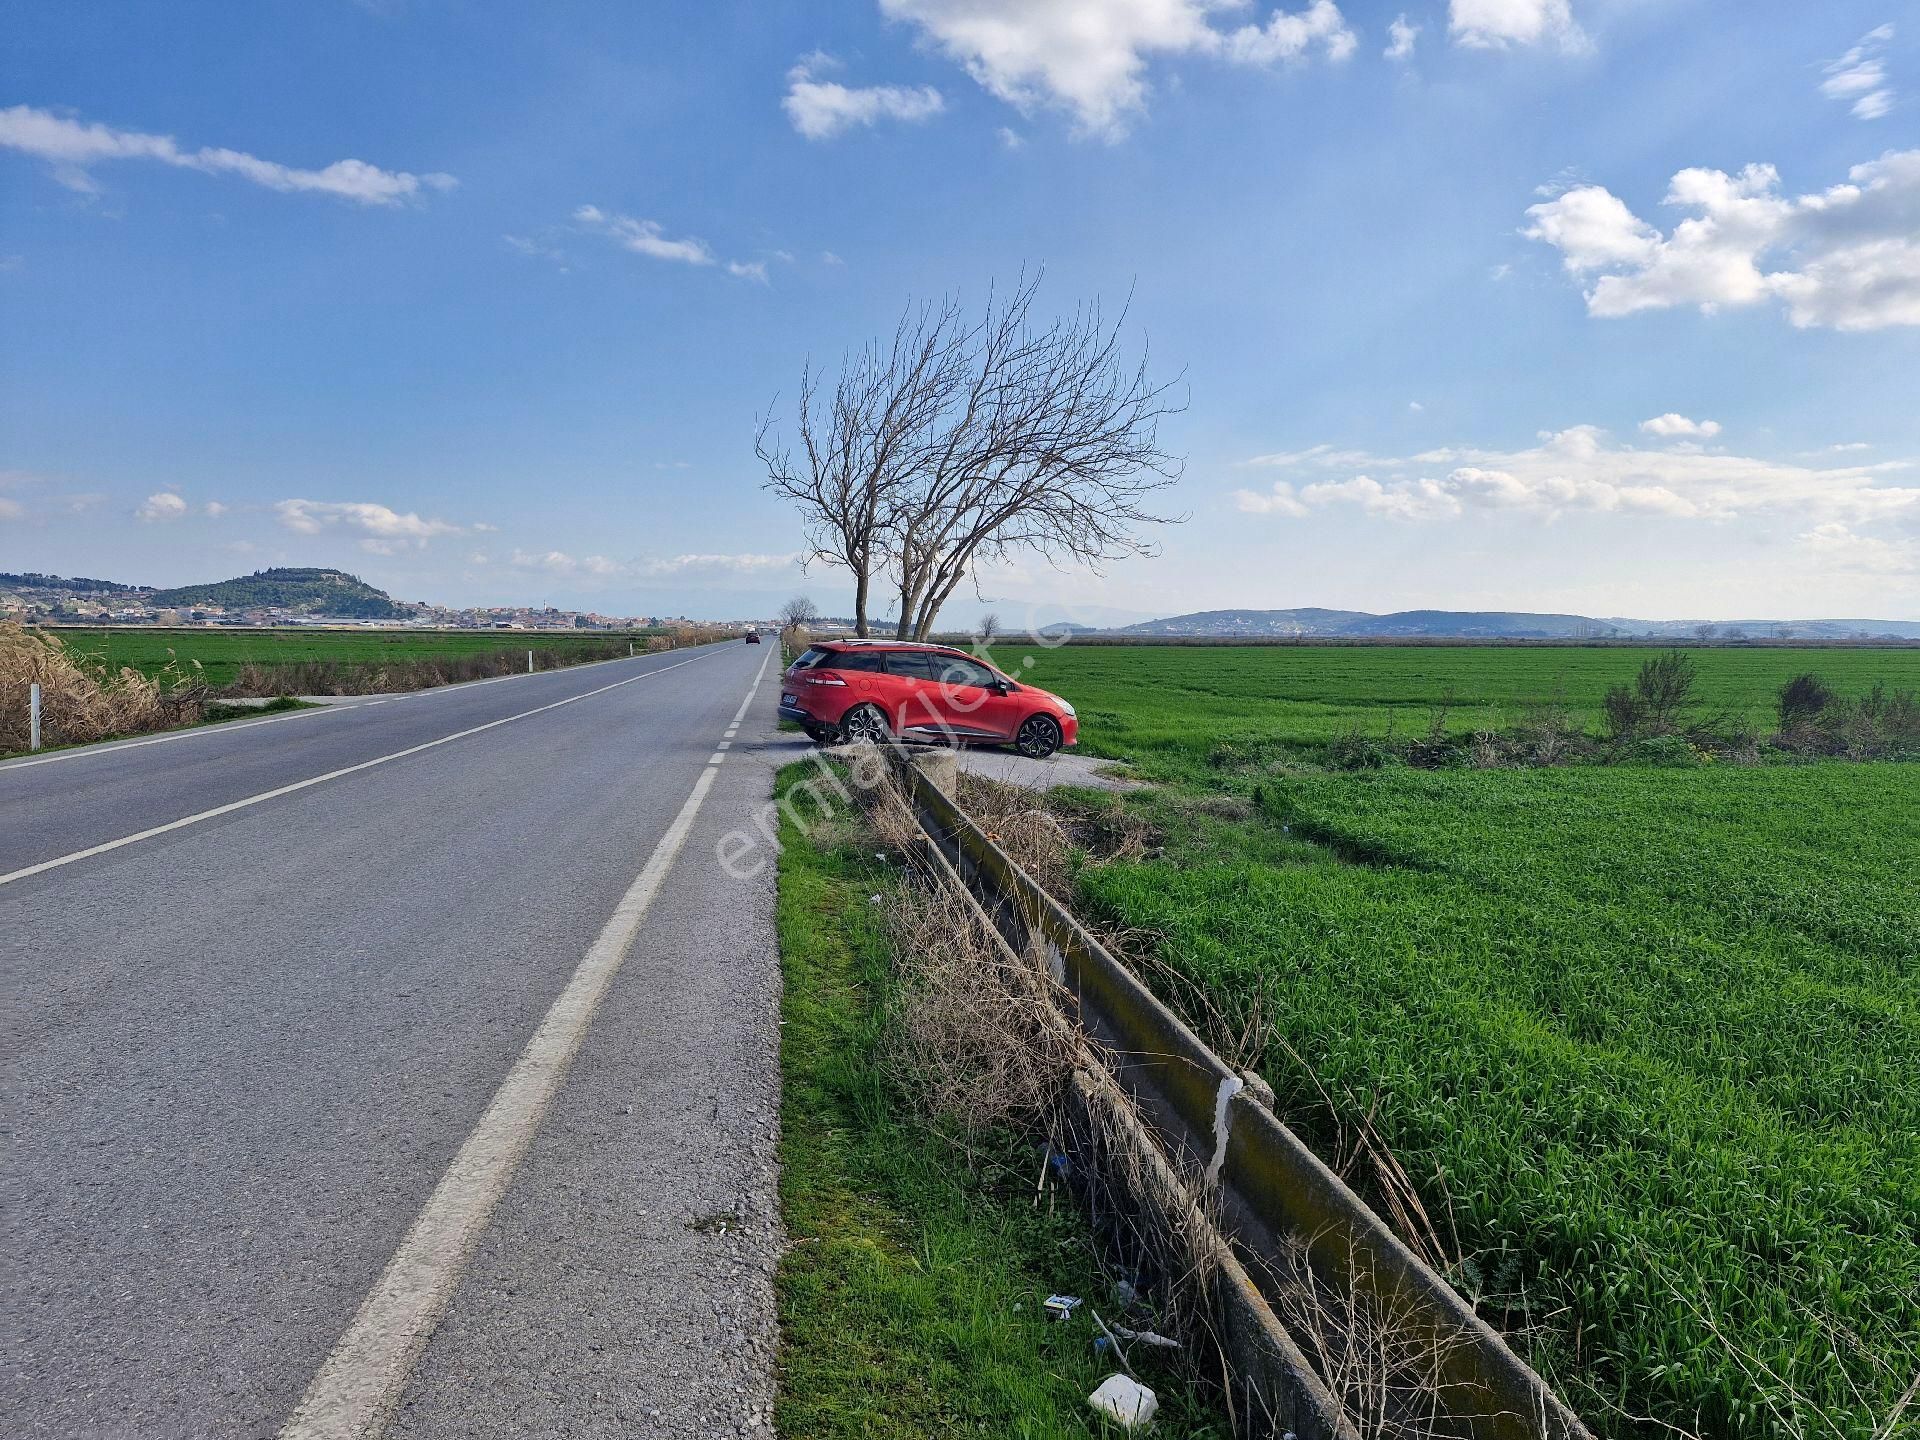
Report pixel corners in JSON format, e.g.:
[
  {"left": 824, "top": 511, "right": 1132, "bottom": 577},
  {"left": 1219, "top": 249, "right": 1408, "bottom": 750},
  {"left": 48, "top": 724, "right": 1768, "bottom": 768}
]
[{"left": 1113, "top": 608, "right": 1920, "bottom": 640}]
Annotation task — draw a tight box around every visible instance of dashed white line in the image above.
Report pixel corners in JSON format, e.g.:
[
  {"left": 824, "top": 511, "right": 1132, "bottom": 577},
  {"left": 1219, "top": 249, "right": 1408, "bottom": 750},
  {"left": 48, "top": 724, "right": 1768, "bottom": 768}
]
[{"left": 275, "top": 640, "right": 775, "bottom": 1440}]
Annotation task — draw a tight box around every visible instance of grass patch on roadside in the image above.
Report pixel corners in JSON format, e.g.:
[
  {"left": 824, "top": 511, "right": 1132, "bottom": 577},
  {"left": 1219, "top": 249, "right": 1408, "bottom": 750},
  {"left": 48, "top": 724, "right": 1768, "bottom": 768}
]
[
  {"left": 55, "top": 627, "right": 668, "bottom": 689},
  {"left": 772, "top": 762, "right": 1222, "bottom": 1440}
]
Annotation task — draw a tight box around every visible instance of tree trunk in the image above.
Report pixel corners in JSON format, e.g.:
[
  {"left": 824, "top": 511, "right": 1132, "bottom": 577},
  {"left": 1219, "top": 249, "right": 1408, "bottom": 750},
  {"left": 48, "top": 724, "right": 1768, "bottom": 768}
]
[{"left": 852, "top": 567, "right": 870, "bottom": 638}]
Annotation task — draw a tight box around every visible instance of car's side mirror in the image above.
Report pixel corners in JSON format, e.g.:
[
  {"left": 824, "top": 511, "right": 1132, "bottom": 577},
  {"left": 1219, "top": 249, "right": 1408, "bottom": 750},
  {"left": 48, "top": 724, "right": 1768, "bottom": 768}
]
[{"left": 992, "top": 679, "right": 1014, "bottom": 694}]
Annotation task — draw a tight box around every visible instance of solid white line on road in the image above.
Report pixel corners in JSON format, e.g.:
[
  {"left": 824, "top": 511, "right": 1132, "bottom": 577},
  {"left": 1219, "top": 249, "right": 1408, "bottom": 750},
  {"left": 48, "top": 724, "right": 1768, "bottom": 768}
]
[
  {"left": 0, "top": 643, "right": 732, "bottom": 774},
  {"left": 276, "top": 642, "right": 775, "bottom": 1440},
  {"left": 0, "top": 651, "right": 718, "bottom": 888},
  {"left": 0, "top": 697, "right": 368, "bottom": 773}
]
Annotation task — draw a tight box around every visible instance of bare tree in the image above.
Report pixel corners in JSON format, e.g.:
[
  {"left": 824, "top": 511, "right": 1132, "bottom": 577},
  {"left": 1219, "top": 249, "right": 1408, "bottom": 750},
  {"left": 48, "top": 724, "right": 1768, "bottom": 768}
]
[
  {"left": 760, "top": 273, "right": 1185, "bottom": 643},
  {"left": 883, "top": 275, "right": 1185, "bottom": 640},
  {"left": 756, "top": 298, "right": 972, "bottom": 636},
  {"left": 975, "top": 612, "right": 1001, "bottom": 644},
  {"left": 777, "top": 595, "right": 821, "bottom": 630}
]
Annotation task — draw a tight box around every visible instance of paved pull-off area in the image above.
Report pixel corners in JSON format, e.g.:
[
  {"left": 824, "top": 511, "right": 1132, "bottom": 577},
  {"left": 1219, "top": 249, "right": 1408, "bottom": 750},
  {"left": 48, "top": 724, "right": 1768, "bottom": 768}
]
[{"left": 2, "top": 642, "right": 788, "bottom": 1438}]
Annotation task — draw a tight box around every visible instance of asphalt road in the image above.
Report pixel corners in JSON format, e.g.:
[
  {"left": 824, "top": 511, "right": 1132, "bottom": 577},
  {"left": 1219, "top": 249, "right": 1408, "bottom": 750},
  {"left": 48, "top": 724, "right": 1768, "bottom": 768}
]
[{"left": 3, "top": 640, "right": 800, "bottom": 1438}]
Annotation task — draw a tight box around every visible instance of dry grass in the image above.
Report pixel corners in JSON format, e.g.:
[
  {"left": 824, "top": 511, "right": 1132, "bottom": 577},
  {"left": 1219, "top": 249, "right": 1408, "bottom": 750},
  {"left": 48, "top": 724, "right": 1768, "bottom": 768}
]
[
  {"left": 870, "top": 761, "right": 1577, "bottom": 1439},
  {"left": 1, "top": 623, "right": 206, "bottom": 753}
]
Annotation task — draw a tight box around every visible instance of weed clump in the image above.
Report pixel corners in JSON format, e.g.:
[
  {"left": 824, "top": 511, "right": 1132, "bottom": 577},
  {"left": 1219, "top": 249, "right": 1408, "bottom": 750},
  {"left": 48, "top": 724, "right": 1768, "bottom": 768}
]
[{"left": 1, "top": 623, "right": 206, "bottom": 752}]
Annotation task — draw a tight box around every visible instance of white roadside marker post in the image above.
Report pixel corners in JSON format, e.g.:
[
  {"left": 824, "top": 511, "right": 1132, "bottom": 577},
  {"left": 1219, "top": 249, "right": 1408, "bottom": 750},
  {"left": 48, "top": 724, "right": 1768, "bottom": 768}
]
[
  {"left": 28, "top": 682, "right": 41, "bottom": 751},
  {"left": 528, "top": 650, "right": 534, "bottom": 674}
]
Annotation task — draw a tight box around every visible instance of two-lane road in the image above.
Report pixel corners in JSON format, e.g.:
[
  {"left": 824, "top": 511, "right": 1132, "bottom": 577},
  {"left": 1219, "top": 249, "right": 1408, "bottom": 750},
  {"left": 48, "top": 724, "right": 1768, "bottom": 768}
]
[{"left": 3, "top": 640, "right": 795, "bottom": 1438}]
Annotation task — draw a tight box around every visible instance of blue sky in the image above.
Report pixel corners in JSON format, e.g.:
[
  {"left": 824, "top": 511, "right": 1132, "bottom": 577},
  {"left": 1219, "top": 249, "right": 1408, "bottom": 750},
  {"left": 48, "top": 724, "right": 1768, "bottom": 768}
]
[{"left": 4, "top": 0, "right": 1916, "bottom": 623}]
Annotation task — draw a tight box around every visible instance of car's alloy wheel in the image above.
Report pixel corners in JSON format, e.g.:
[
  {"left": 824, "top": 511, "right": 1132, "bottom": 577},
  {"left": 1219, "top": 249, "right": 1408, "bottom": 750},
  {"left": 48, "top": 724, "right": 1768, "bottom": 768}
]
[
  {"left": 841, "top": 704, "right": 891, "bottom": 745},
  {"left": 1015, "top": 715, "right": 1062, "bottom": 759}
]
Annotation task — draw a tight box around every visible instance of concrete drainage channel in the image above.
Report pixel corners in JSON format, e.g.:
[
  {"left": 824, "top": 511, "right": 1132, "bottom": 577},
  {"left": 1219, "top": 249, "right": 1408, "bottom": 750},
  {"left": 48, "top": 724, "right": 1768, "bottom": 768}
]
[{"left": 886, "top": 744, "right": 1592, "bottom": 1440}]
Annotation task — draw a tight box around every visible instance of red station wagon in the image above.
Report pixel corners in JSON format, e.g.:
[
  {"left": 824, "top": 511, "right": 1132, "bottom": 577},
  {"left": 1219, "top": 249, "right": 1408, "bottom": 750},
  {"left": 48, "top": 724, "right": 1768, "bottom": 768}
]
[{"left": 779, "top": 639, "right": 1079, "bottom": 758}]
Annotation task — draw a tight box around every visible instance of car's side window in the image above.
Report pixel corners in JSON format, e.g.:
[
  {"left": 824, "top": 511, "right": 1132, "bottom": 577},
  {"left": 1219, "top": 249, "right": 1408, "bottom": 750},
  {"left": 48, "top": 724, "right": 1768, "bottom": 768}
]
[
  {"left": 885, "top": 652, "right": 937, "bottom": 680},
  {"left": 931, "top": 656, "right": 998, "bottom": 689},
  {"left": 830, "top": 651, "right": 888, "bottom": 672}
]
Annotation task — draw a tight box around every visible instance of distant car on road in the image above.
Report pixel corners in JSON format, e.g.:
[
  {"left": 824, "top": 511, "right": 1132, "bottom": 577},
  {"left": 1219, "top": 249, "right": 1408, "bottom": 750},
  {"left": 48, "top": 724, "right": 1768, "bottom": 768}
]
[
  {"left": 778, "top": 638, "right": 1077, "bottom": 758},
  {"left": 744, "top": 631, "right": 761, "bottom": 643}
]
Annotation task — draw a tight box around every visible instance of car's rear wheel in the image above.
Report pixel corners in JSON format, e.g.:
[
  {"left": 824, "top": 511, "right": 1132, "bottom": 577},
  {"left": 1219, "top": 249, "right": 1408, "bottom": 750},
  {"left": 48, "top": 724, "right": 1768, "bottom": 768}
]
[
  {"left": 1015, "top": 714, "right": 1062, "bottom": 759},
  {"left": 803, "top": 723, "right": 832, "bottom": 744},
  {"left": 840, "top": 703, "right": 891, "bottom": 745}
]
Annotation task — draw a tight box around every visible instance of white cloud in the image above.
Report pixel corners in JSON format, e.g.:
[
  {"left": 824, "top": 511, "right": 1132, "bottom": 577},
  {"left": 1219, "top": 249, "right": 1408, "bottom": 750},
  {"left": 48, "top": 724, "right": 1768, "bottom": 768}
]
[
  {"left": 820, "top": 250, "right": 845, "bottom": 265},
  {"left": 507, "top": 549, "right": 804, "bottom": 581},
  {"left": 0, "top": 105, "right": 455, "bottom": 205},
  {"left": 998, "top": 126, "right": 1026, "bottom": 150},
  {"left": 1640, "top": 413, "right": 1720, "bottom": 440},
  {"left": 783, "top": 55, "right": 945, "bottom": 140},
  {"left": 1800, "top": 521, "right": 1915, "bottom": 574},
  {"left": 511, "top": 549, "right": 623, "bottom": 578},
  {"left": 1822, "top": 25, "right": 1896, "bottom": 121},
  {"left": 573, "top": 205, "right": 713, "bottom": 265},
  {"left": 1232, "top": 425, "right": 1919, "bottom": 530},
  {"left": 1221, "top": 1, "right": 1356, "bottom": 66},
  {"left": 573, "top": 205, "right": 768, "bottom": 281},
  {"left": 640, "top": 552, "right": 804, "bottom": 576},
  {"left": 204, "top": 500, "right": 228, "bottom": 517},
  {"left": 1385, "top": 15, "right": 1419, "bottom": 61},
  {"left": 274, "top": 499, "right": 463, "bottom": 550},
  {"left": 504, "top": 234, "right": 566, "bottom": 266},
  {"left": 879, "top": 0, "right": 1355, "bottom": 139},
  {"left": 1448, "top": 0, "right": 1585, "bottom": 52},
  {"left": 1524, "top": 149, "right": 1920, "bottom": 331},
  {"left": 135, "top": 491, "right": 188, "bottom": 523},
  {"left": 1232, "top": 481, "right": 1309, "bottom": 517},
  {"left": 0, "top": 497, "right": 23, "bottom": 521}
]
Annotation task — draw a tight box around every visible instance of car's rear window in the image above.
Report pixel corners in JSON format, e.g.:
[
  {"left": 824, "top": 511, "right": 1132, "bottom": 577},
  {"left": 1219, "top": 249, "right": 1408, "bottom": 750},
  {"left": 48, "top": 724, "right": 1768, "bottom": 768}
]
[{"left": 791, "top": 647, "right": 829, "bottom": 669}]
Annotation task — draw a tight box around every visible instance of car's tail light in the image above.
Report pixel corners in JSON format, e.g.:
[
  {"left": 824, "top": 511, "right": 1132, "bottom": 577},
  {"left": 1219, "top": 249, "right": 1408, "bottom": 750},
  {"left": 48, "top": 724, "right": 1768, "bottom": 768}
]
[{"left": 806, "top": 673, "right": 847, "bottom": 686}]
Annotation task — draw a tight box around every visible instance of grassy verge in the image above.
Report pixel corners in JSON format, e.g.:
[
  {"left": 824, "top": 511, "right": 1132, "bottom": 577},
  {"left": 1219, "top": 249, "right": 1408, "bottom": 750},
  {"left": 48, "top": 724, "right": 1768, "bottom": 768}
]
[
  {"left": 54, "top": 626, "right": 671, "bottom": 688},
  {"left": 772, "top": 762, "right": 1222, "bottom": 1439}
]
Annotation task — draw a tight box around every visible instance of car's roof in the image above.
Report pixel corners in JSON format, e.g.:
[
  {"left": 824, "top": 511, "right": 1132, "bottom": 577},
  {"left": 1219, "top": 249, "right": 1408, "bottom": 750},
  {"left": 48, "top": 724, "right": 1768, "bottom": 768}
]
[{"left": 814, "top": 638, "right": 972, "bottom": 657}]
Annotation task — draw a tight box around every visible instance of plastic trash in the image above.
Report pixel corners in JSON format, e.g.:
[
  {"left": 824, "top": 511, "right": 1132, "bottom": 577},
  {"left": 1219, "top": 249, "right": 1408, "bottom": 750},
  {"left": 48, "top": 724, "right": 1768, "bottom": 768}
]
[
  {"left": 1043, "top": 1294, "right": 1082, "bottom": 1322},
  {"left": 1088, "top": 1374, "right": 1158, "bottom": 1429}
]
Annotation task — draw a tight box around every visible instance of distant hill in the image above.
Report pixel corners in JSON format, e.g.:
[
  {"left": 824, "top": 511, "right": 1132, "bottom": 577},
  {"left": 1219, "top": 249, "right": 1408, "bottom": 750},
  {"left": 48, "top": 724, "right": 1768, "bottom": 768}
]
[
  {"left": 147, "top": 568, "right": 407, "bottom": 619},
  {"left": 1120, "top": 608, "right": 1920, "bottom": 640},
  {"left": 0, "top": 572, "right": 146, "bottom": 593}
]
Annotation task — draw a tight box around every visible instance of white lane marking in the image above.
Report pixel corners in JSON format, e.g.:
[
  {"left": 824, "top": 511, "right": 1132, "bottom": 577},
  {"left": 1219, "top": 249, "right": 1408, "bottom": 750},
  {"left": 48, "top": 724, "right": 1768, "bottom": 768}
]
[
  {"left": 276, "top": 646, "right": 772, "bottom": 1440},
  {"left": 0, "top": 699, "right": 367, "bottom": 773},
  {"left": 0, "top": 643, "right": 732, "bottom": 773},
  {"left": 707, "top": 755, "right": 725, "bottom": 765},
  {"left": 0, "top": 652, "right": 716, "bottom": 888}
]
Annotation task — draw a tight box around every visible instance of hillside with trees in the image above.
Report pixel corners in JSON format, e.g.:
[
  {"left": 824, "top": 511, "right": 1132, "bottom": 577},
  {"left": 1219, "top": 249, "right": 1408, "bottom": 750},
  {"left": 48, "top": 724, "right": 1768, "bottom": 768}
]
[{"left": 146, "top": 568, "right": 407, "bottom": 618}]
